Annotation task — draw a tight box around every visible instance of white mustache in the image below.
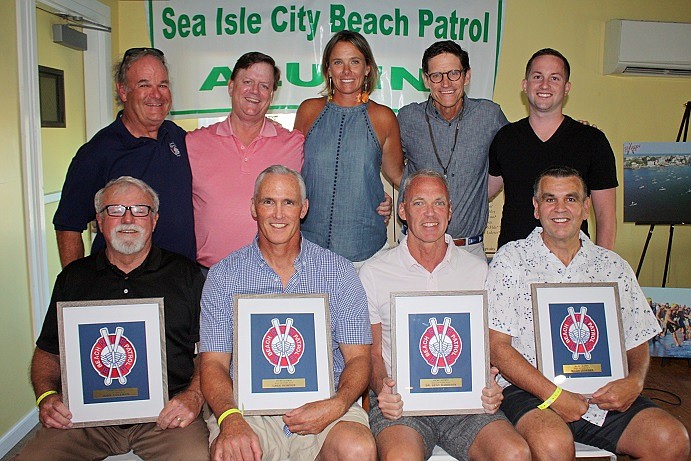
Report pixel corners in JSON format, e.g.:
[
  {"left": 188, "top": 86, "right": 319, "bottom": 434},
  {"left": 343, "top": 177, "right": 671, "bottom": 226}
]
[{"left": 114, "top": 223, "right": 145, "bottom": 233}]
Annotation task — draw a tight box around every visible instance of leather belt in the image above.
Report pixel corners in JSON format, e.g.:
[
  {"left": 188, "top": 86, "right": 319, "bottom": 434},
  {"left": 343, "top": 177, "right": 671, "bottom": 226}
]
[{"left": 453, "top": 235, "right": 483, "bottom": 246}]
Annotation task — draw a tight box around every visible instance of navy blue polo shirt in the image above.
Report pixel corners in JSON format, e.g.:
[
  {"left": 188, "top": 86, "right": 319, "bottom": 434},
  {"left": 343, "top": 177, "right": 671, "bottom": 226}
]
[{"left": 53, "top": 112, "right": 196, "bottom": 261}]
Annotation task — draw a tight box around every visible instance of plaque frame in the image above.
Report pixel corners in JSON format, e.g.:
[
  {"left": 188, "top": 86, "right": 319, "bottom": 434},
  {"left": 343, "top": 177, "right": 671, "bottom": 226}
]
[
  {"left": 531, "top": 283, "right": 628, "bottom": 396},
  {"left": 391, "top": 291, "right": 489, "bottom": 416},
  {"left": 233, "top": 293, "right": 333, "bottom": 415},
  {"left": 57, "top": 298, "right": 167, "bottom": 427}
]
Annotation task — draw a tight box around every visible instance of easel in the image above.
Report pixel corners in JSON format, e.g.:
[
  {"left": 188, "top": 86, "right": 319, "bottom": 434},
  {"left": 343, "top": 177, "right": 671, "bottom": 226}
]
[
  {"left": 635, "top": 102, "right": 689, "bottom": 286},
  {"left": 636, "top": 102, "right": 691, "bottom": 367}
]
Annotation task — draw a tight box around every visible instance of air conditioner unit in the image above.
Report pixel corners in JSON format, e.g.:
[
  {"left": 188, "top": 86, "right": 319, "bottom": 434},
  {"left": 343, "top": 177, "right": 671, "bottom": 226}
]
[{"left": 604, "top": 20, "right": 691, "bottom": 77}]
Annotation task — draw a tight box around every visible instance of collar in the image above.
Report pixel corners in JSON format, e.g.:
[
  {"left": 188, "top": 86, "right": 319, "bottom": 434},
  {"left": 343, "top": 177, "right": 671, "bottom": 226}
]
[
  {"left": 326, "top": 100, "right": 369, "bottom": 112},
  {"left": 425, "top": 94, "right": 468, "bottom": 123},
  {"left": 216, "top": 115, "right": 278, "bottom": 139},
  {"left": 400, "top": 234, "right": 455, "bottom": 272},
  {"left": 96, "top": 246, "right": 163, "bottom": 276},
  {"left": 249, "top": 234, "right": 308, "bottom": 270},
  {"left": 530, "top": 227, "right": 590, "bottom": 266},
  {"left": 115, "top": 110, "right": 168, "bottom": 147}
]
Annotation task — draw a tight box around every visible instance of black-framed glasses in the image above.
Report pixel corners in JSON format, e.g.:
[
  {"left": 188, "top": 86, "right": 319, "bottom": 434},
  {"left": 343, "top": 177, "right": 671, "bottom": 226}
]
[
  {"left": 426, "top": 69, "right": 465, "bottom": 84},
  {"left": 100, "top": 204, "right": 153, "bottom": 217},
  {"left": 119, "top": 47, "right": 164, "bottom": 75}
]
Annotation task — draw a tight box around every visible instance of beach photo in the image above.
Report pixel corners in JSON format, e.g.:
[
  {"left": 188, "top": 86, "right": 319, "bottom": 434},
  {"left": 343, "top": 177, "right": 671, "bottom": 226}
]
[
  {"left": 643, "top": 287, "right": 691, "bottom": 359},
  {"left": 623, "top": 142, "right": 691, "bottom": 224}
]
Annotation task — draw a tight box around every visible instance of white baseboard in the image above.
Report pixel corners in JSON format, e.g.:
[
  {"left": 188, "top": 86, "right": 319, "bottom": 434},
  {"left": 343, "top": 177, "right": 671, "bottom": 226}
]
[{"left": 0, "top": 409, "right": 38, "bottom": 458}]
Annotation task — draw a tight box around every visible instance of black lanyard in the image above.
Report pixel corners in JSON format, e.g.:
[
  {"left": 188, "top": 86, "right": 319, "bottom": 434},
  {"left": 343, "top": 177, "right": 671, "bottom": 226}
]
[{"left": 424, "top": 96, "right": 464, "bottom": 178}]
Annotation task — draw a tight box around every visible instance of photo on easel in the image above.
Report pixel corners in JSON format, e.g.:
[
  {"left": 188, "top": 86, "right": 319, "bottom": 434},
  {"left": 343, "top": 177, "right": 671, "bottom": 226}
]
[
  {"left": 623, "top": 142, "right": 691, "bottom": 224},
  {"left": 643, "top": 287, "right": 691, "bottom": 359}
]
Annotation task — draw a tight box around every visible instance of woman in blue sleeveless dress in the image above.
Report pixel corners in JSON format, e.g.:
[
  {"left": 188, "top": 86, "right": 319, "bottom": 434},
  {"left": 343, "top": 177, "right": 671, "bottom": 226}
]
[{"left": 294, "top": 30, "right": 403, "bottom": 264}]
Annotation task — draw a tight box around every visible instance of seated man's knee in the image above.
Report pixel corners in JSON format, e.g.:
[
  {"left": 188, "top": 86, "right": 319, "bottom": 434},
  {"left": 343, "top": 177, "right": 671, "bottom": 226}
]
[
  {"left": 323, "top": 422, "right": 376, "bottom": 461},
  {"left": 376, "top": 425, "right": 426, "bottom": 461},
  {"left": 378, "top": 444, "right": 424, "bottom": 461},
  {"left": 531, "top": 431, "right": 574, "bottom": 460},
  {"left": 647, "top": 415, "right": 690, "bottom": 460},
  {"left": 519, "top": 416, "right": 574, "bottom": 461},
  {"left": 619, "top": 408, "right": 690, "bottom": 460},
  {"left": 495, "top": 437, "right": 531, "bottom": 461},
  {"left": 470, "top": 420, "right": 530, "bottom": 461},
  {"left": 341, "top": 427, "right": 376, "bottom": 461}
]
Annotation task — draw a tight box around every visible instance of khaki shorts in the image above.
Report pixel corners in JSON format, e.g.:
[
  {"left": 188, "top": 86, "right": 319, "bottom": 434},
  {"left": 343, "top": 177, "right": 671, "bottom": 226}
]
[{"left": 208, "top": 403, "right": 369, "bottom": 461}]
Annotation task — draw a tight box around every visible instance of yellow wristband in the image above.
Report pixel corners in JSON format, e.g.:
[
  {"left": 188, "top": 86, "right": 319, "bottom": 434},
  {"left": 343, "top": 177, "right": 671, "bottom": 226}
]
[
  {"left": 217, "top": 408, "right": 243, "bottom": 427},
  {"left": 36, "top": 390, "right": 58, "bottom": 407},
  {"left": 538, "top": 386, "right": 562, "bottom": 410}
]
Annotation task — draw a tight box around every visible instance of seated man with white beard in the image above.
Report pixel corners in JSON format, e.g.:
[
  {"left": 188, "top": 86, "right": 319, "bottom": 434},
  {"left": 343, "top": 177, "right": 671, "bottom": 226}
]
[{"left": 14, "top": 176, "right": 209, "bottom": 461}]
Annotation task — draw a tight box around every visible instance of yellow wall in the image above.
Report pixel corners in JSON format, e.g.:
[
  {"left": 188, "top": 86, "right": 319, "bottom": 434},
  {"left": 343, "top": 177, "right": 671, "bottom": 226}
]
[
  {"left": 0, "top": 0, "right": 118, "bottom": 442},
  {"left": 0, "top": 0, "right": 39, "bottom": 436},
  {"left": 2, "top": 0, "right": 690, "bottom": 446},
  {"left": 37, "top": 9, "right": 86, "bottom": 194},
  {"left": 37, "top": 8, "right": 88, "bottom": 286},
  {"left": 493, "top": 0, "right": 691, "bottom": 287}
]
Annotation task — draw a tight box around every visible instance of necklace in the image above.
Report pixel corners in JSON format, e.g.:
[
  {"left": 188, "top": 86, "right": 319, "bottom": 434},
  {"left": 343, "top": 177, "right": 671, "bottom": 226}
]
[{"left": 424, "top": 96, "right": 464, "bottom": 178}]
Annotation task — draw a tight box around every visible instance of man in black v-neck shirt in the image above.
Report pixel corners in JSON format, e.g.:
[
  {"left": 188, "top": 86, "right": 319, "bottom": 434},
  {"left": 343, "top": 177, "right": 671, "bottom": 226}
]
[{"left": 488, "top": 48, "right": 617, "bottom": 250}]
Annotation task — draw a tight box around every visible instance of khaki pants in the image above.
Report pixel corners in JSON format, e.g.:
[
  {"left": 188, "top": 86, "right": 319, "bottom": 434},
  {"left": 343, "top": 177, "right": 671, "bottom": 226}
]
[
  {"left": 208, "top": 404, "right": 369, "bottom": 461},
  {"left": 13, "top": 416, "right": 209, "bottom": 461}
]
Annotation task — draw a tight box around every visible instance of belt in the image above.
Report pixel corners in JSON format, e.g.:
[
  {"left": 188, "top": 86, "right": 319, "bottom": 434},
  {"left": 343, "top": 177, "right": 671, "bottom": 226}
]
[{"left": 453, "top": 235, "right": 483, "bottom": 246}]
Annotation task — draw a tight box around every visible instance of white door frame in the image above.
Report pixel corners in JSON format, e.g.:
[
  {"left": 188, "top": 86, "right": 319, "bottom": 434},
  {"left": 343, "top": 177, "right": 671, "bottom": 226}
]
[{"left": 16, "top": 0, "right": 112, "bottom": 338}]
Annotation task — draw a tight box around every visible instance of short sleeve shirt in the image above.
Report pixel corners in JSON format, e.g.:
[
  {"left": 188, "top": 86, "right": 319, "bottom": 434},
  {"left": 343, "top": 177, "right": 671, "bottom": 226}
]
[
  {"left": 359, "top": 234, "right": 488, "bottom": 374},
  {"left": 36, "top": 247, "right": 204, "bottom": 396},
  {"left": 398, "top": 97, "right": 508, "bottom": 238},
  {"left": 187, "top": 117, "right": 304, "bottom": 267},
  {"left": 486, "top": 228, "right": 660, "bottom": 387},
  {"left": 200, "top": 236, "right": 372, "bottom": 388},
  {"left": 489, "top": 116, "right": 618, "bottom": 247},
  {"left": 53, "top": 113, "right": 196, "bottom": 260}
]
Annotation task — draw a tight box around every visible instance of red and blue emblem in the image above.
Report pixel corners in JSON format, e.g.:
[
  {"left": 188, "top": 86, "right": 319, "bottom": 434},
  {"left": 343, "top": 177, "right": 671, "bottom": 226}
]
[
  {"left": 560, "top": 306, "right": 599, "bottom": 360},
  {"left": 90, "top": 327, "right": 136, "bottom": 386},
  {"left": 419, "top": 317, "right": 462, "bottom": 375},
  {"left": 262, "top": 318, "right": 304, "bottom": 374}
]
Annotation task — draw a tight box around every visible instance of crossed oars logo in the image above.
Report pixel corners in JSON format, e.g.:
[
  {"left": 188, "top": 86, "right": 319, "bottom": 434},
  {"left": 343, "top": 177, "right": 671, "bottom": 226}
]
[{"left": 99, "top": 327, "right": 127, "bottom": 385}]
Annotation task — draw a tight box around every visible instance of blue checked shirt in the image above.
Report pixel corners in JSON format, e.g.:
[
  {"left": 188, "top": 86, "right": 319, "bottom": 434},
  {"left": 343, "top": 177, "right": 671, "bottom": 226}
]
[{"left": 200, "top": 235, "right": 372, "bottom": 389}]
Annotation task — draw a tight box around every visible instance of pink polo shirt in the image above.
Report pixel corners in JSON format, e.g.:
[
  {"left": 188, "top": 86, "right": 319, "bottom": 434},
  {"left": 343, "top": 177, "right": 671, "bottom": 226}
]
[{"left": 187, "top": 116, "right": 304, "bottom": 267}]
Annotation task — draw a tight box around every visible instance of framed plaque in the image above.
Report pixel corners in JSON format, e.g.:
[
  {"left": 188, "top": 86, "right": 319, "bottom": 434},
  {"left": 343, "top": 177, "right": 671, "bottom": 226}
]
[
  {"left": 233, "top": 294, "right": 334, "bottom": 415},
  {"left": 391, "top": 291, "right": 489, "bottom": 416},
  {"left": 531, "top": 283, "right": 628, "bottom": 396},
  {"left": 57, "top": 298, "right": 168, "bottom": 427}
]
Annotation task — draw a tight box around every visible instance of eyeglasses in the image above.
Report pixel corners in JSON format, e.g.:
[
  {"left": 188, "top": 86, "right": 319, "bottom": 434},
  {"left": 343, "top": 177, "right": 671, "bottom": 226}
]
[
  {"left": 124, "top": 47, "right": 164, "bottom": 59},
  {"left": 100, "top": 204, "right": 153, "bottom": 217},
  {"left": 426, "top": 69, "right": 465, "bottom": 84},
  {"left": 118, "top": 47, "right": 165, "bottom": 76}
]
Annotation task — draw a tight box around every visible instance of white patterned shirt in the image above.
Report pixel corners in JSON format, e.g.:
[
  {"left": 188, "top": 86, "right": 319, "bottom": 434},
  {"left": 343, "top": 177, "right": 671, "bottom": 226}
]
[
  {"left": 200, "top": 235, "right": 372, "bottom": 388},
  {"left": 486, "top": 228, "right": 660, "bottom": 388}
]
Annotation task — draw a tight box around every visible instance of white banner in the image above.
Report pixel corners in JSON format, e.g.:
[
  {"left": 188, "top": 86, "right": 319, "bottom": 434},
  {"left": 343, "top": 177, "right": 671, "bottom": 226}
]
[{"left": 147, "top": 0, "right": 505, "bottom": 118}]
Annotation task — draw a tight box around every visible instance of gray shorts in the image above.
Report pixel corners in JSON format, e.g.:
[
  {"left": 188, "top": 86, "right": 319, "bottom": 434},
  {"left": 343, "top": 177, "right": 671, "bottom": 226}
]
[{"left": 368, "top": 390, "right": 507, "bottom": 461}]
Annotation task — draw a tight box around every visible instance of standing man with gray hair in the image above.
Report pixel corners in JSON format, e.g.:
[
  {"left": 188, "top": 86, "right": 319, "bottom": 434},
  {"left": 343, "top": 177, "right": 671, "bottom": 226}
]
[
  {"left": 397, "top": 40, "right": 508, "bottom": 258},
  {"left": 16, "top": 176, "right": 208, "bottom": 460},
  {"left": 54, "top": 48, "right": 196, "bottom": 267}
]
